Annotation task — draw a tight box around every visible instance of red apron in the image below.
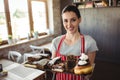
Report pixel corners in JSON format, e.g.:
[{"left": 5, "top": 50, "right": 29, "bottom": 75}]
[{"left": 55, "top": 35, "right": 85, "bottom": 80}]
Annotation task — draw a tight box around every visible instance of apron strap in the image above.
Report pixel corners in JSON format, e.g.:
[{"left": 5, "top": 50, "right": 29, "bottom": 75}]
[
  {"left": 80, "top": 34, "right": 85, "bottom": 53},
  {"left": 57, "top": 34, "right": 85, "bottom": 57},
  {"left": 56, "top": 35, "right": 66, "bottom": 56}
]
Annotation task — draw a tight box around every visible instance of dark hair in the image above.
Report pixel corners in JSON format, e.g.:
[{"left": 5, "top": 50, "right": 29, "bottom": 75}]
[
  {"left": 62, "top": 5, "right": 81, "bottom": 18},
  {"left": 62, "top": 5, "right": 81, "bottom": 32}
]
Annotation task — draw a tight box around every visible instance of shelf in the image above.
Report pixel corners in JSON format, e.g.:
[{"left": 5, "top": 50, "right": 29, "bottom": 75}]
[
  {"left": 73, "top": 0, "right": 108, "bottom": 9},
  {"left": 73, "top": 0, "right": 120, "bottom": 9},
  {"left": 74, "top": 1, "right": 95, "bottom": 9}
]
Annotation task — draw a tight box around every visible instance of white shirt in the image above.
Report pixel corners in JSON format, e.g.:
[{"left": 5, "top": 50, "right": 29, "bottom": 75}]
[{"left": 51, "top": 34, "right": 98, "bottom": 56}]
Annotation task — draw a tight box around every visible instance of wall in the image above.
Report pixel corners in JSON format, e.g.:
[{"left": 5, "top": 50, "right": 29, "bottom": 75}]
[
  {"left": 48, "top": 0, "right": 62, "bottom": 35},
  {"left": 0, "top": 35, "right": 54, "bottom": 58},
  {"left": 79, "top": 7, "right": 120, "bottom": 64}
]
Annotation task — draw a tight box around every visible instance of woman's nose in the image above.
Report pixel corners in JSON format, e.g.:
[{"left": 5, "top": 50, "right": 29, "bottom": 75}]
[{"left": 67, "top": 21, "right": 71, "bottom": 27}]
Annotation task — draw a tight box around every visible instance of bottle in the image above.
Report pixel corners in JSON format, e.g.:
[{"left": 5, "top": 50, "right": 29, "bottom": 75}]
[
  {"left": 27, "top": 33, "right": 31, "bottom": 40},
  {"left": 0, "top": 34, "right": 2, "bottom": 44}
]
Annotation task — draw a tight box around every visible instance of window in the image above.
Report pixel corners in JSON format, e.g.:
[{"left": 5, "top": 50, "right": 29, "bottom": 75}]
[
  {"left": 9, "top": 0, "right": 30, "bottom": 38},
  {"left": 0, "top": 0, "right": 8, "bottom": 41},
  {"left": 31, "top": 0, "right": 48, "bottom": 33},
  {"left": 0, "top": 0, "right": 48, "bottom": 45}
]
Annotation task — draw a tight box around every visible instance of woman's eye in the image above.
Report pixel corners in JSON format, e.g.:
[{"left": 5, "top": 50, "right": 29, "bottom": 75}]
[
  {"left": 64, "top": 19, "right": 68, "bottom": 23},
  {"left": 63, "top": 18, "right": 76, "bottom": 23},
  {"left": 71, "top": 19, "right": 76, "bottom": 22}
]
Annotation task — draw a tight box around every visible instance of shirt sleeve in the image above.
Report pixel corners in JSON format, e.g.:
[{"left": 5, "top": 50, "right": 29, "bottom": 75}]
[
  {"left": 86, "top": 36, "right": 99, "bottom": 53},
  {"left": 51, "top": 38, "right": 57, "bottom": 53},
  {"left": 50, "top": 36, "right": 61, "bottom": 54}
]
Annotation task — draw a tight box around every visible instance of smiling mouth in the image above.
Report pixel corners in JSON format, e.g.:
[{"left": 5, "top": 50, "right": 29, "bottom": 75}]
[{"left": 68, "top": 27, "right": 74, "bottom": 31}]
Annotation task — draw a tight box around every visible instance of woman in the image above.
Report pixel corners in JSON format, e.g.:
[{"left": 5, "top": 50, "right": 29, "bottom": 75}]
[{"left": 51, "top": 5, "right": 98, "bottom": 80}]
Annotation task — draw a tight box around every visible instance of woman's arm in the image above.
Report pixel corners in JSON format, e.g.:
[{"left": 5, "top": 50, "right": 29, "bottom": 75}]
[
  {"left": 51, "top": 51, "right": 56, "bottom": 59},
  {"left": 87, "top": 51, "right": 96, "bottom": 65}
]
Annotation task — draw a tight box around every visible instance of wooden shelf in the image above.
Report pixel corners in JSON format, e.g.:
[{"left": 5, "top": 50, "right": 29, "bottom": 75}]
[{"left": 73, "top": 0, "right": 120, "bottom": 9}]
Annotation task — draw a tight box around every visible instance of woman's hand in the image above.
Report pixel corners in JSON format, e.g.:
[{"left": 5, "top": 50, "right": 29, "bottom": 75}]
[{"left": 84, "top": 63, "right": 95, "bottom": 80}]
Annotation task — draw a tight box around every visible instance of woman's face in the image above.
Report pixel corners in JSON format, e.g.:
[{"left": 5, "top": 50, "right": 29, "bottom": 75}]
[{"left": 62, "top": 11, "right": 81, "bottom": 34}]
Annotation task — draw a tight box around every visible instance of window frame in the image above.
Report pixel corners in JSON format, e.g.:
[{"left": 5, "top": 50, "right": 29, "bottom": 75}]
[{"left": 0, "top": 0, "right": 48, "bottom": 45}]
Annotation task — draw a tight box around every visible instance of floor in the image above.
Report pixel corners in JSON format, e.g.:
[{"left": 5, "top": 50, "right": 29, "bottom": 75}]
[{"left": 90, "top": 60, "right": 120, "bottom": 80}]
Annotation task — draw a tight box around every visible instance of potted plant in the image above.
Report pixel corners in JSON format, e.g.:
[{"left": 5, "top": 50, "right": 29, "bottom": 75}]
[
  {"left": 8, "top": 35, "right": 13, "bottom": 45},
  {"left": 33, "top": 31, "right": 39, "bottom": 39}
]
